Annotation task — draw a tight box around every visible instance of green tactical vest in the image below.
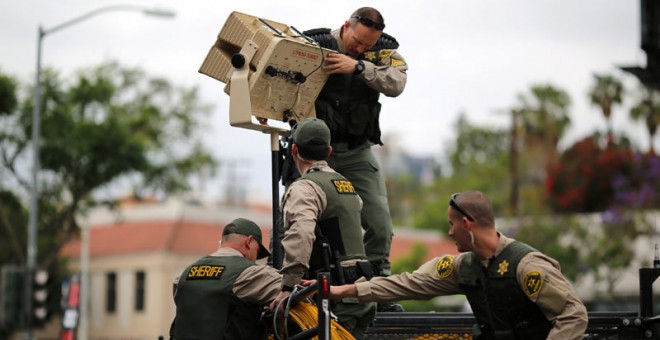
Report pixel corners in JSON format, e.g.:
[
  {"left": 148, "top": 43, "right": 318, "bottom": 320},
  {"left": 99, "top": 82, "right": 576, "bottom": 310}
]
[
  {"left": 173, "top": 255, "right": 267, "bottom": 340},
  {"left": 304, "top": 28, "right": 400, "bottom": 149},
  {"left": 458, "top": 241, "right": 552, "bottom": 340},
  {"left": 299, "top": 169, "right": 367, "bottom": 273},
  {"left": 315, "top": 71, "right": 382, "bottom": 149}
]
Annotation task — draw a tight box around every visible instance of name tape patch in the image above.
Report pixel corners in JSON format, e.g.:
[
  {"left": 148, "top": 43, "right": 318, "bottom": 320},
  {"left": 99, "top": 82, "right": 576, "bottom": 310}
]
[
  {"left": 187, "top": 265, "right": 225, "bottom": 280},
  {"left": 332, "top": 179, "right": 357, "bottom": 195}
]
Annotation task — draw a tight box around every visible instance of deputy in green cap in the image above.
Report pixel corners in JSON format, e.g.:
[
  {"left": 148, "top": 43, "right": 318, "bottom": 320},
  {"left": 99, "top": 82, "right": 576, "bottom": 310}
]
[
  {"left": 172, "top": 218, "right": 281, "bottom": 339},
  {"left": 269, "top": 118, "right": 376, "bottom": 339}
]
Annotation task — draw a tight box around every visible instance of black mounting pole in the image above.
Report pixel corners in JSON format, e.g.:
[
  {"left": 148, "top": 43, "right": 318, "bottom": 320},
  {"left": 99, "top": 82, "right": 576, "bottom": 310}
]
[
  {"left": 271, "top": 132, "right": 283, "bottom": 269},
  {"left": 639, "top": 266, "right": 660, "bottom": 318}
]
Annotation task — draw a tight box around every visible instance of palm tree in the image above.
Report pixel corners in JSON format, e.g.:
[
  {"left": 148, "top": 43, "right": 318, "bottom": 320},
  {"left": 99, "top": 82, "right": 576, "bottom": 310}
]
[
  {"left": 516, "top": 84, "right": 571, "bottom": 171},
  {"left": 513, "top": 84, "right": 571, "bottom": 214},
  {"left": 588, "top": 74, "right": 624, "bottom": 144},
  {"left": 630, "top": 85, "right": 660, "bottom": 155}
]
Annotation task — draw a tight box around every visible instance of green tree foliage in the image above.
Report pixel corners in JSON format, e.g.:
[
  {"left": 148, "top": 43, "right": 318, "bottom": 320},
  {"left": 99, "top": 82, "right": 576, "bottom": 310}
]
[
  {"left": 516, "top": 84, "right": 571, "bottom": 151},
  {"left": 413, "top": 113, "right": 510, "bottom": 232},
  {"left": 0, "top": 62, "right": 217, "bottom": 269},
  {"left": 510, "top": 214, "right": 584, "bottom": 282},
  {"left": 391, "top": 242, "right": 428, "bottom": 274},
  {"left": 629, "top": 85, "right": 660, "bottom": 155},
  {"left": 390, "top": 243, "right": 440, "bottom": 311},
  {"left": 513, "top": 84, "right": 571, "bottom": 214},
  {"left": 0, "top": 72, "right": 17, "bottom": 115},
  {"left": 588, "top": 73, "right": 624, "bottom": 141}
]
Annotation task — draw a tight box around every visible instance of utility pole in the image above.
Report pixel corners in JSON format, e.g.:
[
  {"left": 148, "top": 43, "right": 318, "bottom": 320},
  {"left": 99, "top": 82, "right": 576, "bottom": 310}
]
[{"left": 509, "top": 109, "right": 520, "bottom": 217}]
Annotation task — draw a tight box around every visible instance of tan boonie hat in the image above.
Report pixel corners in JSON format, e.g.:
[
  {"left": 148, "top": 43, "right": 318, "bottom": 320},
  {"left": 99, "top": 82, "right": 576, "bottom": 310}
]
[
  {"left": 292, "top": 118, "right": 330, "bottom": 148},
  {"left": 223, "top": 218, "right": 270, "bottom": 259}
]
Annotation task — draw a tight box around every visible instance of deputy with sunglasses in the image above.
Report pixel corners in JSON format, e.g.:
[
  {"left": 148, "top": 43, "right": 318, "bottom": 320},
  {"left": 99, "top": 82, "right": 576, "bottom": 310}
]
[
  {"left": 330, "top": 190, "right": 588, "bottom": 340},
  {"left": 297, "top": 8, "right": 408, "bottom": 312}
]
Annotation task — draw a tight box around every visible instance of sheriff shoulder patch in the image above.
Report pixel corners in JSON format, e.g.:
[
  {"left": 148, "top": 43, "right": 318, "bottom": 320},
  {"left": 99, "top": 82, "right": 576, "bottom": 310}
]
[
  {"left": 435, "top": 255, "right": 454, "bottom": 278},
  {"left": 187, "top": 265, "right": 225, "bottom": 280},
  {"left": 379, "top": 50, "right": 394, "bottom": 61},
  {"left": 522, "top": 270, "right": 544, "bottom": 297},
  {"left": 391, "top": 58, "right": 406, "bottom": 67},
  {"left": 332, "top": 179, "right": 357, "bottom": 194}
]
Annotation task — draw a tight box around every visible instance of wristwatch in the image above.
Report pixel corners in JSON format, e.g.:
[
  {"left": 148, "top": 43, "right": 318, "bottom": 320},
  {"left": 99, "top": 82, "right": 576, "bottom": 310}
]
[{"left": 353, "top": 60, "right": 365, "bottom": 76}]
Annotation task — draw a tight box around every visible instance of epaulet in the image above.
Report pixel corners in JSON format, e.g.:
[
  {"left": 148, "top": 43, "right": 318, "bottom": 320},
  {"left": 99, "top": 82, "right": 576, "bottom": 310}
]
[
  {"left": 373, "top": 32, "right": 399, "bottom": 50},
  {"left": 302, "top": 28, "right": 338, "bottom": 51}
]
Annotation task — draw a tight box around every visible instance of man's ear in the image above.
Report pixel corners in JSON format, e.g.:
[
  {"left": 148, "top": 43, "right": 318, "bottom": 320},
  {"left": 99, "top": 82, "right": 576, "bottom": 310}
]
[
  {"left": 327, "top": 146, "right": 333, "bottom": 157},
  {"left": 292, "top": 144, "right": 299, "bottom": 157},
  {"left": 461, "top": 216, "right": 471, "bottom": 231},
  {"left": 342, "top": 20, "right": 351, "bottom": 31}
]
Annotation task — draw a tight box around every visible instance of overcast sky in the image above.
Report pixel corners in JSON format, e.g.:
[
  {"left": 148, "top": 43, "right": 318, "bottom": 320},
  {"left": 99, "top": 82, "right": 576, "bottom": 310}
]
[{"left": 0, "top": 0, "right": 651, "bottom": 202}]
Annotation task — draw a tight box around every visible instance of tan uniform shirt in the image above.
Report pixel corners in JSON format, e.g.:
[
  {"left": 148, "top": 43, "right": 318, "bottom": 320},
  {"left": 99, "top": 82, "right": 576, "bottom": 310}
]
[
  {"left": 331, "top": 28, "right": 408, "bottom": 97},
  {"left": 213, "top": 248, "right": 282, "bottom": 303},
  {"left": 174, "top": 247, "right": 282, "bottom": 304},
  {"left": 354, "top": 234, "right": 588, "bottom": 340},
  {"left": 280, "top": 161, "right": 363, "bottom": 288}
]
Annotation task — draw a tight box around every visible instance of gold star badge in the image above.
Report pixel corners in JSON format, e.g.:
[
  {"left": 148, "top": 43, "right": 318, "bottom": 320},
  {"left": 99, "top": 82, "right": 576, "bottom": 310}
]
[{"left": 497, "top": 260, "right": 509, "bottom": 276}]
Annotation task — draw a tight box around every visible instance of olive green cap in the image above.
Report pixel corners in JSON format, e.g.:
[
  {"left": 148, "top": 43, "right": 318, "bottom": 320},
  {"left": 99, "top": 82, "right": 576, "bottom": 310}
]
[
  {"left": 222, "top": 218, "right": 270, "bottom": 259},
  {"left": 292, "top": 118, "right": 330, "bottom": 148}
]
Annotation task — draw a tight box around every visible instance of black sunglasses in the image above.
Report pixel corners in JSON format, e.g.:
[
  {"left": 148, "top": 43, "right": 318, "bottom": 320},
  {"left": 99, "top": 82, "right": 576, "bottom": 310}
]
[
  {"left": 351, "top": 15, "right": 385, "bottom": 31},
  {"left": 449, "top": 193, "right": 475, "bottom": 222}
]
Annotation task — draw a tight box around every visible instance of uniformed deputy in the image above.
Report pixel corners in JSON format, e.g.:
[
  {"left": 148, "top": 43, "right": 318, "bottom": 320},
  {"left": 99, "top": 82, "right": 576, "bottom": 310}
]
[
  {"left": 303, "top": 7, "right": 408, "bottom": 288},
  {"left": 172, "top": 218, "right": 281, "bottom": 340},
  {"left": 269, "top": 118, "right": 376, "bottom": 340},
  {"left": 330, "top": 191, "right": 589, "bottom": 340}
]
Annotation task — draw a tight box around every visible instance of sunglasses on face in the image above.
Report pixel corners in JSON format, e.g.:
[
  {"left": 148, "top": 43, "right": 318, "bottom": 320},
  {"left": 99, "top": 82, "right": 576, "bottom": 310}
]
[
  {"left": 351, "top": 15, "right": 385, "bottom": 31},
  {"left": 449, "top": 193, "right": 475, "bottom": 222}
]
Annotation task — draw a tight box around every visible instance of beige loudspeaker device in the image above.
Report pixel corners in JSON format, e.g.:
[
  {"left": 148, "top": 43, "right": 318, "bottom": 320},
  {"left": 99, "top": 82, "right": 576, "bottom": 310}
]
[{"left": 199, "top": 11, "right": 333, "bottom": 133}]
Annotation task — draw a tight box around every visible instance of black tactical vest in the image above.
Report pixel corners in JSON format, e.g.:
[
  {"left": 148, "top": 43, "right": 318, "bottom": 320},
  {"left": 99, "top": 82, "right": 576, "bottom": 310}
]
[
  {"left": 303, "top": 28, "right": 399, "bottom": 149},
  {"left": 173, "top": 255, "right": 267, "bottom": 340},
  {"left": 298, "top": 169, "right": 367, "bottom": 273},
  {"left": 458, "top": 242, "right": 552, "bottom": 340}
]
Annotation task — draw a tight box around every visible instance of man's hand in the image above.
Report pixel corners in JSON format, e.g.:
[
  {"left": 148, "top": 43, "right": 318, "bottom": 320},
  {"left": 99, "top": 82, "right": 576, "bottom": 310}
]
[
  {"left": 329, "top": 284, "right": 358, "bottom": 300},
  {"left": 269, "top": 291, "right": 292, "bottom": 314},
  {"left": 323, "top": 53, "right": 359, "bottom": 75},
  {"left": 300, "top": 279, "right": 316, "bottom": 287}
]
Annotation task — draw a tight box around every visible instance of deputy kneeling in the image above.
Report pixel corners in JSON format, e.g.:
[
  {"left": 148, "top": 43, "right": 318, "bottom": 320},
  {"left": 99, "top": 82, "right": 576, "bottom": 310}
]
[{"left": 172, "top": 218, "right": 281, "bottom": 340}]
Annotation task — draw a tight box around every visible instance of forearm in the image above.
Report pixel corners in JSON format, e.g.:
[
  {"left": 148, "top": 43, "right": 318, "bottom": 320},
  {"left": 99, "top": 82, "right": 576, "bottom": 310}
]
[
  {"left": 355, "top": 272, "right": 458, "bottom": 302},
  {"left": 280, "top": 263, "right": 308, "bottom": 288},
  {"left": 330, "top": 284, "right": 358, "bottom": 299}
]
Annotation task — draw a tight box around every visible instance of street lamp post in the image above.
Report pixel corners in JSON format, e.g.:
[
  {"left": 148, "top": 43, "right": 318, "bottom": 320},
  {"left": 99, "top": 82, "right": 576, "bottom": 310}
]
[{"left": 27, "top": 5, "right": 175, "bottom": 339}]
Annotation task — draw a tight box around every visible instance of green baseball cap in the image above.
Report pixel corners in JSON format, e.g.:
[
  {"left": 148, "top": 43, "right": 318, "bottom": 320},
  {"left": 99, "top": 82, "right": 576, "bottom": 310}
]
[
  {"left": 292, "top": 118, "right": 330, "bottom": 148},
  {"left": 223, "top": 218, "right": 270, "bottom": 259}
]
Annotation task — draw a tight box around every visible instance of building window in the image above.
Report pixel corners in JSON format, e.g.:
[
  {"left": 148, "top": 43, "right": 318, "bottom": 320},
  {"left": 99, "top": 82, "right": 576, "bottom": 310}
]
[
  {"left": 135, "top": 271, "right": 145, "bottom": 311},
  {"left": 106, "top": 272, "right": 116, "bottom": 313}
]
